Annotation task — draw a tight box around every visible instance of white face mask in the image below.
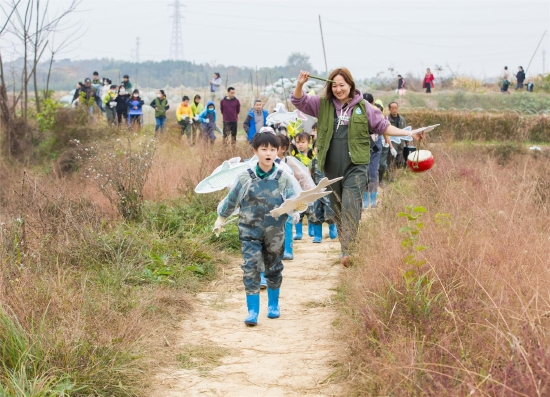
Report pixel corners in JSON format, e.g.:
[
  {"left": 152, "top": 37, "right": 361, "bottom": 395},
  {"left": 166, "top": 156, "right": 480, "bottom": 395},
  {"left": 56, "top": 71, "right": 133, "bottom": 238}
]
[
  {"left": 133, "top": 94, "right": 138, "bottom": 97},
  {"left": 110, "top": 90, "right": 116, "bottom": 93},
  {"left": 120, "top": 89, "right": 126, "bottom": 94},
  {"left": 157, "top": 94, "right": 162, "bottom": 98}
]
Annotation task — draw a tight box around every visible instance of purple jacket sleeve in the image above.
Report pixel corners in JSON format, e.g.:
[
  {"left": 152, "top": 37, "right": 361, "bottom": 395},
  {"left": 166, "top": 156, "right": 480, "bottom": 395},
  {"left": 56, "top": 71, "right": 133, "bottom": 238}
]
[
  {"left": 365, "top": 101, "right": 389, "bottom": 135},
  {"left": 290, "top": 91, "right": 321, "bottom": 117}
]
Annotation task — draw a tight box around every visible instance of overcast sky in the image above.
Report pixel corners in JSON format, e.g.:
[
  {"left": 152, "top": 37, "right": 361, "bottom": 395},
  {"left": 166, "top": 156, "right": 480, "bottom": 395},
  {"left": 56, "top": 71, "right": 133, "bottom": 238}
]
[{"left": 2, "top": 0, "right": 550, "bottom": 80}]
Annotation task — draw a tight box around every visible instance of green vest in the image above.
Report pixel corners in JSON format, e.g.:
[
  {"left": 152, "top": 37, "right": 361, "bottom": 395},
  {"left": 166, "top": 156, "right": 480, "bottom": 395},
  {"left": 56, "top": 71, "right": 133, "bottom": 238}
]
[
  {"left": 316, "top": 97, "right": 371, "bottom": 172},
  {"left": 154, "top": 98, "right": 168, "bottom": 118}
]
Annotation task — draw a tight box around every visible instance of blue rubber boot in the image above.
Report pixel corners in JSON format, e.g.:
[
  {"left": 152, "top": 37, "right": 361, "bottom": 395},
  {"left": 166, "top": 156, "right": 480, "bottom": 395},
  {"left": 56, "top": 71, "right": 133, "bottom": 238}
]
[
  {"left": 362, "top": 192, "right": 370, "bottom": 209},
  {"left": 244, "top": 294, "right": 260, "bottom": 326},
  {"left": 312, "top": 223, "right": 323, "bottom": 243},
  {"left": 283, "top": 218, "right": 294, "bottom": 260},
  {"left": 308, "top": 222, "right": 314, "bottom": 237},
  {"left": 328, "top": 223, "right": 338, "bottom": 239},
  {"left": 267, "top": 288, "right": 280, "bottom": 318},
  {"left": 260, "top": 272, "right": 267, "bottom": 289},
  {"left": 370, "top": 191, "right": 378, "bottom": 208},
  {"left": 294, "top": 222, "right": 303, "bottom": 240}
]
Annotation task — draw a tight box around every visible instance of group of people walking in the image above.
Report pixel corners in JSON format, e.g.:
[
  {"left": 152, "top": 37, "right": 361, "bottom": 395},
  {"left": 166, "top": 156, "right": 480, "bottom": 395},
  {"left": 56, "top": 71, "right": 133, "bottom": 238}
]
[
  {"left": 213, "top": 67, "right": 424, "bottom": 327},
  {"left": 501, "top": 66, "right": 533, "bottom": 93}
]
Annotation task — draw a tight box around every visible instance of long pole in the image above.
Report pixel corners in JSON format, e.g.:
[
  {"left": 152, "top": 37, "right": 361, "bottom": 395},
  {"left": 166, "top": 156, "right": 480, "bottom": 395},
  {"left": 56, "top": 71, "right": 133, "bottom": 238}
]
[
  {"left": 318, "top": 15, "right": 328, "bottom": 77},
  {"left": 526, "top": 30, "right": 546, "bottom": 75},
  {"left": 255, "top": 65, "right": 259, "bottom": 98}
]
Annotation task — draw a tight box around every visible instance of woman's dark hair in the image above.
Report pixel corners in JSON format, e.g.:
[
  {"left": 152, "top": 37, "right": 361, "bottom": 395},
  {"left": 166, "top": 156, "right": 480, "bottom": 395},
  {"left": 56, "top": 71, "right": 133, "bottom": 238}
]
[
  {"left": 214, "top": 72, "right": 220, "bottom": 78},
  {"left": 311, "top": 122, "right": 318, "bottom": 130},
  {"left": 277, "top": 134, "right": 290, "bottom": 151},
  {"left": 519, "top": 66, "right": 524, "bottom": 71},
  {"left": 291, "top": 132, "right": 314, "bottom": 160},
  {"left": 132, "top": 89, "right": 139, "bottom": 94},
  {"left": 251, "top": 130, "right": 280, "bottom": 150},
  {"left": 363, "top": 93, "right": 374, "bottom": 104},
  {"left": 324, "top": 68, "right": 356, "bottom": 102},
  {"left": 159, "top": 89, "right": 166, "bottom": 97},
  {"left": 182, "top": 95, "right": 189, "bottom": 101},
  {"left": 193, "top": 94, "right": 201, "bottom": 103}
]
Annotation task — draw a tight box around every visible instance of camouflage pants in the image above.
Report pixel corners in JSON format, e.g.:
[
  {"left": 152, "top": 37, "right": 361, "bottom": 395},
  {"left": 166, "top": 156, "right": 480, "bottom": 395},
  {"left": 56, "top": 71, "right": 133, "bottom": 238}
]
[
  {"left": 239, "top": 169, "right": 287, "bottom": 295},
  {"left": 309, "top": 196, "right": 335, "bottom": 225},
  {"left": 240, "top": 224, "right": 285, "bottom": 294}
]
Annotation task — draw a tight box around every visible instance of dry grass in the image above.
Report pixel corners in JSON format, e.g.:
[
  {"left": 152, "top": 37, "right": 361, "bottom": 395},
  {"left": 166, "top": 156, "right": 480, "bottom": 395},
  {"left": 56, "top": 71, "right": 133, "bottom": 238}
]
[
  {"left": 401, "top": 109, "right": 550, "bottom": 142},
  {"left": 0, "top": 129, "right": 248, "bottom": 395},
  {"left": 339, "top": 144, "right": 550, "bottom": 396}
]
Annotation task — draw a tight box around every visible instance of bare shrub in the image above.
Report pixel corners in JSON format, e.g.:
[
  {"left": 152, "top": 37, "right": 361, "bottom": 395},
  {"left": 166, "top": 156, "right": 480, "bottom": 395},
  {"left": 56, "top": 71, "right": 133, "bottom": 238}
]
[
  {"left": 82, "top": 136, "right": 157, "bottom": 220},
  {"left": 340, "top": 144, "right": 550, "bottom": 396}
]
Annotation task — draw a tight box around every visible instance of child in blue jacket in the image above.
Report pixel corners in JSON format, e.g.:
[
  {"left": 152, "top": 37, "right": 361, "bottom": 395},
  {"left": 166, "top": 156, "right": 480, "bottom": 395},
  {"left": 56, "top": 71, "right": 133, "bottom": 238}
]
[
  {"left": 126, "top": 89, "right": 144, "bottom": 130},
  {"left": 199, "top": 101, "right": 218, "bottom": 144}
]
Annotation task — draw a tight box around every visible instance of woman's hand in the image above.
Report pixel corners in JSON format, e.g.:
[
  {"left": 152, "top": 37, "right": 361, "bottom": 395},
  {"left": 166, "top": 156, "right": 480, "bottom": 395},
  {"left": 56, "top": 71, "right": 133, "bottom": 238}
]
[
  {"left": 409, "top": 129, "right": 425, "bottom": 141},
  {"left": 293, "top": 70, "right": 310, "bottom": 100},
  {"left": 297, "top": 70, "right": 310, "bottom": 86}
]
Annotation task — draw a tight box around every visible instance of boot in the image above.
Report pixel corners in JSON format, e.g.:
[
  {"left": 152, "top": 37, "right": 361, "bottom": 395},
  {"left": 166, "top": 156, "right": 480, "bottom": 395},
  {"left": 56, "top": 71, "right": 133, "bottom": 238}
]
[
  {"left": 283, "top": 218, "right": 294, "bottom": 260},
  {"left": 362, "top": 192, "right": 370, "bottom": 209},
  {"left": 294, "top": 222, "right": 303, "bottom": 240},
  {"left": 245, "top": 294, "right": 260, "bottom": 326},
  {"left": 312, "top": 223, "right": 323, "bottom": 243},
  {"left": 308, "top": 222, "right": 314, "bottom": 237},
  {"left": 260, "top": 272, "right": 267, "bottom": 289},
  {"left": 267, "top": 288, "right": 280, "bottom": 319},
  {"left": 328, "top": 223, "right": 338, "bottom": 239},
  {"left": 370, "top": 192, "right": 378, "bottom": 208}
]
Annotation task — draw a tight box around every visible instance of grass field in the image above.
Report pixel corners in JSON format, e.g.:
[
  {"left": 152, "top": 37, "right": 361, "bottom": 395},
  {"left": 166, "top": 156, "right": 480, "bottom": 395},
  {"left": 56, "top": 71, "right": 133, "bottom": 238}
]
[{"left": 338, "top": 143, "right": 550, "bottom": 396}]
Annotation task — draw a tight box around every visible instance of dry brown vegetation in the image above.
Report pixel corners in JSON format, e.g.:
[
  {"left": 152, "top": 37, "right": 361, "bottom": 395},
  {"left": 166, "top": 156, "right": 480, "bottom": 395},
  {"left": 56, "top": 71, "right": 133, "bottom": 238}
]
[
  {"left": 401, "top": 109, "right": 550, "bottom": 142},
  {"left": 340, "top": 144, "right": 550, "bottom": 396},
  {"left": 0, "top": 124, "right": 252, "bottom": 395}
]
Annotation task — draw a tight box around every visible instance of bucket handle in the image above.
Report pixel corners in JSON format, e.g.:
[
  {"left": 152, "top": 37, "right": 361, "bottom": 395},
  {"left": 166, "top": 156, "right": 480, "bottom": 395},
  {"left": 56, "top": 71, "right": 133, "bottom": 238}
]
[{"left": 410, "top": 136, "right": 427, "bottom": 170}]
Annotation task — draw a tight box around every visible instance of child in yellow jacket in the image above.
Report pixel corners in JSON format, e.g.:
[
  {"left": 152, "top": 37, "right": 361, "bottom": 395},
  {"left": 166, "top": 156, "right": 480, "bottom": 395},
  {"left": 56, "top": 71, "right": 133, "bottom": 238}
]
[{"left": 176, "top": 96, "right": 194, "bottom": 144}]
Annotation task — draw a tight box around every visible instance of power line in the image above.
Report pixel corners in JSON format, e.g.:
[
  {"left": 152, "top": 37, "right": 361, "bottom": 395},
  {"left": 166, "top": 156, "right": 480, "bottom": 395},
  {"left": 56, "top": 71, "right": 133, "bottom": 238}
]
[{"left": 168, "top": 0, "right": 184, "bottom": 60}]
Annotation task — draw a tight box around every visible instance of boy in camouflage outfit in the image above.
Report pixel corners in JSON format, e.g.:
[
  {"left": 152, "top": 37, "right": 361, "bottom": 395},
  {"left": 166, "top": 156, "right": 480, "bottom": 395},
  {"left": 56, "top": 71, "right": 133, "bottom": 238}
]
[{"left": 214, "top": 128, "right": 301, "bottom": 326}]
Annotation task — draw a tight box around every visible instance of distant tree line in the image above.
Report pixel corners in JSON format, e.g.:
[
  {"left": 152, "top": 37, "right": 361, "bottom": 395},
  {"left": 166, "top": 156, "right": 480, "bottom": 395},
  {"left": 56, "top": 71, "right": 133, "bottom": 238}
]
[{"left": 25, "top": 52, "right": 318, "bottom": 90}]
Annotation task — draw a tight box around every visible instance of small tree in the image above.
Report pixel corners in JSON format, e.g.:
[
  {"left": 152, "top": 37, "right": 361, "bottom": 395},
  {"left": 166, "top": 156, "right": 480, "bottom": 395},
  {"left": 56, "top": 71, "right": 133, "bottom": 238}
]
[{"left": 82, "top": 137, "right": 157, "bottom": 221}]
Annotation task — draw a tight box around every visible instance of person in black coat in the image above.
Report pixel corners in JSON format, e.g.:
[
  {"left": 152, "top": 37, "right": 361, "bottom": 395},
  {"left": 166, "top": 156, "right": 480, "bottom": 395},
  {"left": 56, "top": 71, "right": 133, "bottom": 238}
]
[
  {"left": 515, "top": 66, "right": 526, "bottom": 90},
  {"left": 115, "top": 85, "right": 130, "bottom": 126}
]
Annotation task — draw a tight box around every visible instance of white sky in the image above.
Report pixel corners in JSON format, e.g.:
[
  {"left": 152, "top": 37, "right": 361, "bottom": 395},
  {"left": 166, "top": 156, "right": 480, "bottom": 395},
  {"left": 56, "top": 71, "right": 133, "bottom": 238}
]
[{"left": 2, "top": 0, "right": 549, "bottom": 80}]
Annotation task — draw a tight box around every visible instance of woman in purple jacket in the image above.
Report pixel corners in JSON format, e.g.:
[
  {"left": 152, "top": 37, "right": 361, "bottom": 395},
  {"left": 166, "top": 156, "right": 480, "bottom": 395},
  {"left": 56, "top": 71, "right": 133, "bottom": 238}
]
[{"left": 291, "top": 68, "right": 423, "bottom": 266}]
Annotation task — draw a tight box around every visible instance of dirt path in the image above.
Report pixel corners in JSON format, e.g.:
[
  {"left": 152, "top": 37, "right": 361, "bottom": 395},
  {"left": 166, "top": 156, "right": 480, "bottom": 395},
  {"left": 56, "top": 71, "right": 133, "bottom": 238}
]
[{"left": 151, "top": 224, "right": 344, "bottom": 396}]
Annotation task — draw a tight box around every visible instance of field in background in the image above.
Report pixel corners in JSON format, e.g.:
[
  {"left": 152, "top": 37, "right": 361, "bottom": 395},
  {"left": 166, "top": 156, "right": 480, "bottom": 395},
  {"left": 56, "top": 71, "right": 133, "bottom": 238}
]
[{"left": 339, "top": 144, "right": 550, "bottom": 396}]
